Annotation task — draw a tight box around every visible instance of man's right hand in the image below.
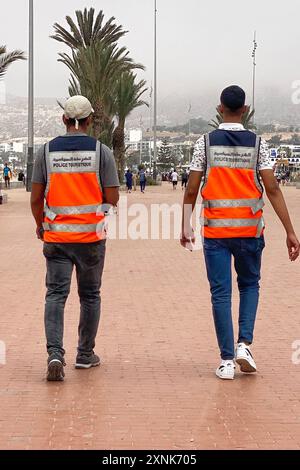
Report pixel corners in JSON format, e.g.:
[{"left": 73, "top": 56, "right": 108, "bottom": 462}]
[
  {"left": 180, "top": 228, "right": 196, "bottom": 250},
  {"left": 36, "top": 226, "right": 44, "bottom": 241},
  {"left": 287, "top": 233, "right": 300, "bottom": 261}
]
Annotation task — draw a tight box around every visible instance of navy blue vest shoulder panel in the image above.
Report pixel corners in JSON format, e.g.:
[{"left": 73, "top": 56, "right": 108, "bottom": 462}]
[
  {"left": 49, "top": 135, "right": 97, "bottom": 153},
  {"left": 208, "top": 129, "right": 257, "bottom": 148}
]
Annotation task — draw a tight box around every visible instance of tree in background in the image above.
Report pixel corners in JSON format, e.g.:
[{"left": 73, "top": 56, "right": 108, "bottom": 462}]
[
  {"left": 157, "top": 138, "right": 176, "bottom": 172},
  {"left": 59, "top": 41, "right": 138, "bottom": 142},
  {"left": 52, "top": 8, "right": 147, "bottom": 175},
  {"left": 0, "top": 45, "right": 25, "bottom": 79},
  {"left": 209, "top": 106, "right": 256, "bottom": 130},
  {"left": 267, "top": 134, "right": 282, "bottom": 146},
  {"left": 113, "top": 72, "right": 148, "bottom": 179}
]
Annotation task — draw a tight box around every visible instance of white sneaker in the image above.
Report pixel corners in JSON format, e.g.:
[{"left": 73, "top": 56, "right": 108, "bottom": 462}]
[
  {"left": 235, "top": 343, "right": 257, "bottom": 373},
  {"left": 216, "top": 360, "right": 235, "bottom": 380}
]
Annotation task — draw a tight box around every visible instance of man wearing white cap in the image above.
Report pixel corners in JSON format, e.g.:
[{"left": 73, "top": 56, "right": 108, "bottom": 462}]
[{"left": 31, "top": 95, "right": 120, "bottom": 382}]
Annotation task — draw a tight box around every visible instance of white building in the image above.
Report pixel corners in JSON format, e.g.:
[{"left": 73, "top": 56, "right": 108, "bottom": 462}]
[
  {"left": 128, "top": 129, "right": 142, "bottom": 143},
  {"left": 270, "top": 146, "right": 300, "bottom": 166},
  {"left": 0, "top": 141, "right": 24, "bottom": 153}
]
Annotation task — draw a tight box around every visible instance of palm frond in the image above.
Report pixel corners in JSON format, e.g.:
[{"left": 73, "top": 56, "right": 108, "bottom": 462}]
[
  {"left": 51, "top": 7, "right": 128, "bottom": 50},
  {"left": 0, "top": 47, "right": 26, "bottom": 78}
]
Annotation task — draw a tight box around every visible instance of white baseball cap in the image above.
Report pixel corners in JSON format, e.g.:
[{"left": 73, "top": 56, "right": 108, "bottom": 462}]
[{"left": 64, "top": 95, "right": 94, "bottom": 124}]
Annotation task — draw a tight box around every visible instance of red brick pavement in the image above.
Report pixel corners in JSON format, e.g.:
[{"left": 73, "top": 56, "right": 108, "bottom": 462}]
[{"left": 0, "top": 185, "right": 300, "bottom": 450}]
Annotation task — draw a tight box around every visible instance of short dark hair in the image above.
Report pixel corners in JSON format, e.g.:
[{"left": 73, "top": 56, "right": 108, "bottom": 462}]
[{"left": 220, "top": 85, "right": 246, "bottom": 112}]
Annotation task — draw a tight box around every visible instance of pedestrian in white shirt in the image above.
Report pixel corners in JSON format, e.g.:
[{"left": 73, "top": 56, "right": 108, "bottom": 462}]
[{"left": 171, "top": 170, "right": 178, "bottom": 190}]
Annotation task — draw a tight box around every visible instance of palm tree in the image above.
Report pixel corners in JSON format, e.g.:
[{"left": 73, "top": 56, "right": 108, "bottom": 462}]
[
  {"left": 209, "top": 106, "right": 256, "bottom": 130},
  {"left": 209, "top": 108, "right": 223, "bottom": 130},
  {"left": 112, "top": 72, "right": 148, "bottom": 179},
  {"left": 59, "top": 42, "right": 142, "bottom": 140},
  {"left": 51, "top": 8, "right": 127, "bottom": 49},
  {"left": 0, "top": 45, "right": 26, "bottom": 79},
  {"left": 52, "top": 8, "right": 145, "bottom": 145}
]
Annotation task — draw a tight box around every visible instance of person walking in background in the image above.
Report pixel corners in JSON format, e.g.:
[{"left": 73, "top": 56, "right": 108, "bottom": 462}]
[
  {"left": 139, "top": 168, "right": 146, "bottom": 193},
  {"left": 171, "top": 169, "right": 179, "bottom": 190},
  {"left": 181, "top": 169, "right": 189, "bottom": 190},
  {"left": 181, "top": 85, "right": 300, "bottom": 380},
  {"left": 3, "top": 163, "right": 12, "bottom": 189},
  {"left": 18, "top": 170, "right": 25, "bottom": 186},
  {"left": 31, "top": 96, "right": 120, "bottom": 382},
  {"left": 125, "top": 169, "right": 133, "bottom": 193},
  {"left": 133, "top": 172, "right": 137, "bottom": 191}
]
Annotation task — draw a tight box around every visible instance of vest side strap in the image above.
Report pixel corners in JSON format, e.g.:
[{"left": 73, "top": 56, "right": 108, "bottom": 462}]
[
  {"left": 251, "top": 198, "right": 265, "bottom": 215},
  {"left": 256, "top": 217, "right": 265, "bottom": 238}
]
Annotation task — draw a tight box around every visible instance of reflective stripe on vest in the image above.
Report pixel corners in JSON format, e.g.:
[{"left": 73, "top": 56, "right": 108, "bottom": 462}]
[
  {"left": 43, "top": 223, "right": 104, "bottom": 233},
  {"left": 47, "top": 151, "right": 97, "bottom": 174},
  {"left": 207, "top": 146, "right": 259, "bottom": 169},
  {"left": 45, "top": 204, "right": 102, "bottom": 221},
  {"left": 201, "top": 216, "right": 265, "bottom": 238},
  {"left": 201, "top": 217, "right": 261, "bottom": 228},
  {"left": 202, "top": 198, "right": 265, "bottom": 215}
]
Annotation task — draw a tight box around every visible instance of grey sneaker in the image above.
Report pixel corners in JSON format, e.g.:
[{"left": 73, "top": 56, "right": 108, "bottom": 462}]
[
  {"left": 47, "top": 356, "right": 66, "bottom": 382},
  {"left": 75, "top": 353, "right": 101, "bottom": 369}
]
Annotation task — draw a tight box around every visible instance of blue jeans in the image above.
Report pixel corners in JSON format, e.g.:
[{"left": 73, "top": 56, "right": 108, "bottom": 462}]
[
  {"left": 203, "top": 237, "right": 265, "bottom": 360},
  {"left": 43, "top": 241, "right": 106, "bottom": 360}
]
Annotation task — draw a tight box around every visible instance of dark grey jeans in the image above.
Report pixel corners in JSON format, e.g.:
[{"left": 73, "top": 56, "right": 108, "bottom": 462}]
[{"left": 43, "top": 241, "right": 106, "bottom": 359}]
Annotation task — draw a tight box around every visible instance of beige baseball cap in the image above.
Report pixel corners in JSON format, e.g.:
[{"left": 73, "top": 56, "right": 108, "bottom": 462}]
[{"left": 64, "top": 95, "right": 94, "bottom": 121}]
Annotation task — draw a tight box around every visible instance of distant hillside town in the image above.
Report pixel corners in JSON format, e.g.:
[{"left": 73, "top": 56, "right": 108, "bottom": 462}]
[{"left": 1, "top": 93, "right": 300, "bottom": 174}]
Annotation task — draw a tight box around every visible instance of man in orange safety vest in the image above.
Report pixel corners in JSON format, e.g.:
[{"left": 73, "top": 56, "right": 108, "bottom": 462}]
[
  {"left": 31, "top": 96, "right": 120, "bottom": 381},
  {"left": 181, "top": 85, "right": 299, "bottom": 380}
]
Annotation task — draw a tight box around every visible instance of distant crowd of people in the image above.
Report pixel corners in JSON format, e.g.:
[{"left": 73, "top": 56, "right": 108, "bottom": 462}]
[
  {"left": 125, "top": 169, "right": 147, "bottom": 193},
  {"left": 274, "top": 168, "right": 290, "bottom": 186},
  {"left": 125, "top": 168, "right": 190, "bottom": 194},
  {"left": 162, "top": 169, "right": 189, "bottom": 189}
]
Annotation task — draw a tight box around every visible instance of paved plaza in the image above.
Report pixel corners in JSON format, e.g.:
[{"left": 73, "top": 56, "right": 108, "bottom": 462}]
[{"left": 0, "top": 184, "right": 300, "bottom": 450}]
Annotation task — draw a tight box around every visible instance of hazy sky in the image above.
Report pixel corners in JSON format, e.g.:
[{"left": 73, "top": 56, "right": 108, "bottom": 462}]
[{"left": 2, "top": 0, "right": 300, "bottom": 104}]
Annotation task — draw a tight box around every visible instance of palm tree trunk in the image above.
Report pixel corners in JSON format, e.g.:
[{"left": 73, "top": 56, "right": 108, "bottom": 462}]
[
  {"left": 113, "top": 120, "right": 126, "bottom": 181},
  {"left": 91, "top": 99, "right": 113, "bottom": 140},
  {"left": 91, "top": 100, "right": 105, "bottom": 139}
]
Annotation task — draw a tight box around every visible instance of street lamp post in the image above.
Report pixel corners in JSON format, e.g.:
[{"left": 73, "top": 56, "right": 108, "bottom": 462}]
[
  {"left": 251, "top": 31, "right": 258, "bottom": 126},
  {"left": 149, "top": 85, "right": 153, "bottom": 168},
  {"left": 139, "top": 116, "right": 143, "bottom": 165},
  {"left": 153, "top": 0, "right": 157, "bottom": 180},
  {"left": 26, "top": 0, "right": 34, "bottom": 192}
]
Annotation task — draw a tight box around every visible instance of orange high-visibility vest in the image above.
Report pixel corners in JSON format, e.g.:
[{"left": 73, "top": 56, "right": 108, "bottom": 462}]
[
  {"left": 43, "top": 136, "right": 105, "bottom": 243},
  {"left": 201, "top": 130, "right": 265, "bottom": 239}
]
